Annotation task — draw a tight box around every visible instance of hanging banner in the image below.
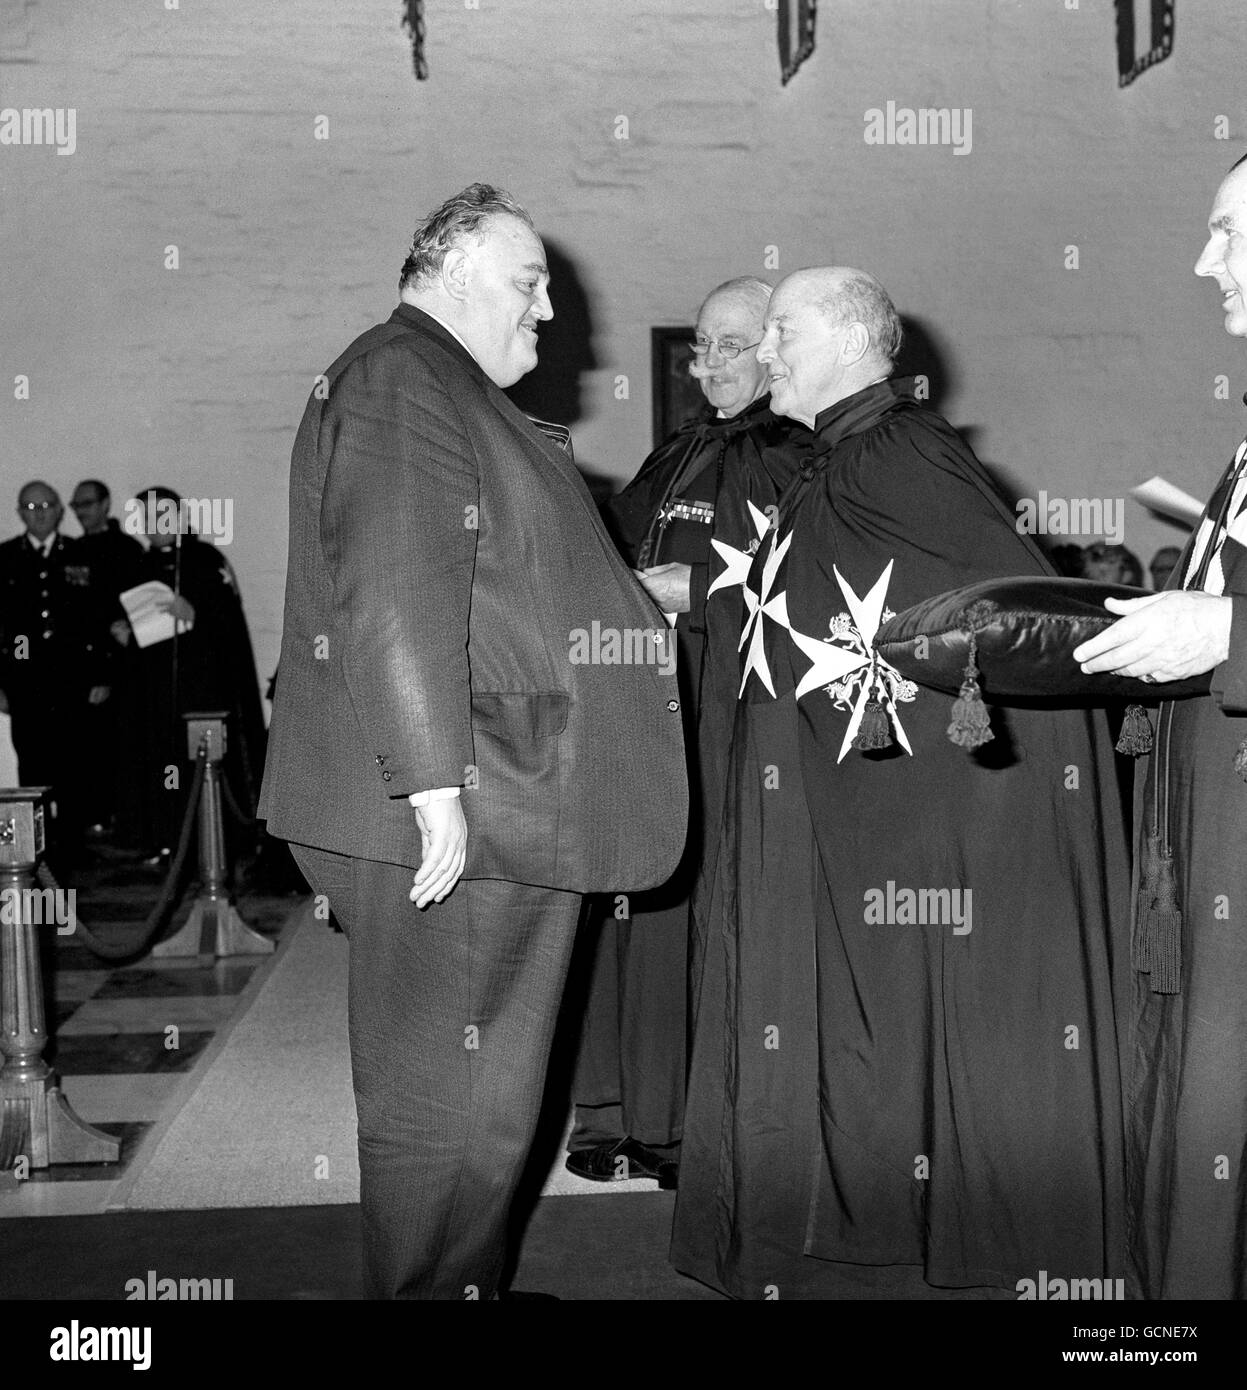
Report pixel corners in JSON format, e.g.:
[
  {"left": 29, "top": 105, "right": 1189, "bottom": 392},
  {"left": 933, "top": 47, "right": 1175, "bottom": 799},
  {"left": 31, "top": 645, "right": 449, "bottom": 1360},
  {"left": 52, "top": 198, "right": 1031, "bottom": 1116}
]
[
  {"left": 778, "top": 0, "right": 818, "bottom": 86},
  {"left": 1116, "top": 0, "right": 1175, "bottom": 87},
  {"left": 403, "top": 0, "right": 429, "bottom": 81}
]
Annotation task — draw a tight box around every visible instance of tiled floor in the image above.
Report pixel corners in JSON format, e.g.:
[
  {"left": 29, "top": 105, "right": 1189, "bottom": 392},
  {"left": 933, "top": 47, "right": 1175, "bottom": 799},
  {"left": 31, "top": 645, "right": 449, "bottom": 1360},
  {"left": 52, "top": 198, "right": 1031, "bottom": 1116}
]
[
  {"left": 0, "top": 840, "right": 302, "bottom": 1216},
  {"left": 0, "top": 840, "right": 721, "bottom": 1301}
]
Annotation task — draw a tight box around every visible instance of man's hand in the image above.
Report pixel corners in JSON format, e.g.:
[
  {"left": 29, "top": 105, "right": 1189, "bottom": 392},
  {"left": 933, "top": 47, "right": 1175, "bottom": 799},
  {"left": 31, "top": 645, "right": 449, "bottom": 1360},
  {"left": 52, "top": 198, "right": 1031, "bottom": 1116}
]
[
  {"left": 1072, "top": 590, "right": 1233, "bottom": 682},
  {"left": 410, "top": 796, "right": 467, "bottom": 909},
  {"left": 88, "top": 685, "right": 110, "bottom": 705},
  {"left": 110, "top": 619, "right": 132, "bottom": 647},
  {"left": 161, "top": 594, "right": 196, "bottom": 627},
  {"left": 637, "top": 563, "right": 692, "bottom": 613}
]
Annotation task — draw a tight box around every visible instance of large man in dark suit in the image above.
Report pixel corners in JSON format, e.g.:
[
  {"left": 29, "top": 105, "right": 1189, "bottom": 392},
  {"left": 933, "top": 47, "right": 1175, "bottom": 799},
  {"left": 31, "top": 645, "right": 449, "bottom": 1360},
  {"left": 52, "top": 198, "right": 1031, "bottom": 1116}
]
[{"left": 258, "top": 184, "right": 687, "bottom": 1300}]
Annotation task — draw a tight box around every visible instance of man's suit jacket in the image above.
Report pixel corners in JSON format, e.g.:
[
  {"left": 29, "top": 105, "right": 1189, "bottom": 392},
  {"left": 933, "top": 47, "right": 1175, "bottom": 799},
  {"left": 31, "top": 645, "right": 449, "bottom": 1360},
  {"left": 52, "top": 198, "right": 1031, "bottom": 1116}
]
[
  {"left": 259, "top": 304, "right": 688, "bottom": 893},
  {"left": 0, "top": 533, "right": 107, "bottom": 700}
]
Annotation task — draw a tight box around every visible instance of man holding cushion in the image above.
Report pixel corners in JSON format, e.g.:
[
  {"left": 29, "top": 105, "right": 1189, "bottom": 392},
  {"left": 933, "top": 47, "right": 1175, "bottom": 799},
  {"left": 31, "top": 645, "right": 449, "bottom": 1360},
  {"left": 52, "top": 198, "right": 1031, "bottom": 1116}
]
[
  {"left": 673, "top": 266, "right": 1131, "bottom": 1299},
  {"left": 1075, "top": 153, "right": 1247, "bottom": 1299}
]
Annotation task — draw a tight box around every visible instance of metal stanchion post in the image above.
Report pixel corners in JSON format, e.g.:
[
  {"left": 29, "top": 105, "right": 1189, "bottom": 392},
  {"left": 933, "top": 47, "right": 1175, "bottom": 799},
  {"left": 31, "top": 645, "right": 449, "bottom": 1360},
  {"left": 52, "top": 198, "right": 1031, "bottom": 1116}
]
[
  {"left": 0, "top": 787, "right": 120, "bottom": 1170},
  {"left": 151, "top": 713, "right": 273, "bottom": 960}
]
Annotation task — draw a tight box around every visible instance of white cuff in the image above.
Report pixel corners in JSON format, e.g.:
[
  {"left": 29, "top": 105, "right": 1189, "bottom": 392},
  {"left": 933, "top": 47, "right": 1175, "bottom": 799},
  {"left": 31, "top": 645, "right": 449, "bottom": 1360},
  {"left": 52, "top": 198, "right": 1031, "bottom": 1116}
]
[{"left": 408, "top": 786, "right": 462, "bottom": 808}]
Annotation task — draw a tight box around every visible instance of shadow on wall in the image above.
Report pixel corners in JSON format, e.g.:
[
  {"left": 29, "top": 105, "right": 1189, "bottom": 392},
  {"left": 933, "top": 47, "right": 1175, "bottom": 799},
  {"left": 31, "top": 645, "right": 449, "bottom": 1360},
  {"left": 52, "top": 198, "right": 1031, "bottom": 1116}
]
[
  {"left": 507, "top": 239, "right": 616, "bottom": 505},
  {"left": 895, "top": 314, "right": 959, "bottom": 415},
  {"left": 899, "top": 312, "right": 1033, "bottom": 515},
  {"left": 507, "top": 239, "right": 597, "bottom": 428}
]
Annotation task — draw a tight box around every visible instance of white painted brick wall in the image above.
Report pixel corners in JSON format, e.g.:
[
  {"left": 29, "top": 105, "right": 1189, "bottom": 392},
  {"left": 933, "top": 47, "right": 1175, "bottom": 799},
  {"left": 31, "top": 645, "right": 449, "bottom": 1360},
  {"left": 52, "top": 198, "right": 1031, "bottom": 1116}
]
[{"left": 2, "top": 0, "right": 1245, "bottom": 744}]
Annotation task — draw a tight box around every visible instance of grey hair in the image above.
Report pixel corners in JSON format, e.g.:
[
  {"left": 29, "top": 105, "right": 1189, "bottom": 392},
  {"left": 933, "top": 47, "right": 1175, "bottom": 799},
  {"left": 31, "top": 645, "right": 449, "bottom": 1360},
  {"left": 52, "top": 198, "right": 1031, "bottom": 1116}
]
[
  {"left": 697, "top": 276, "right": 773, "bottom": 323},
  {"left": 399, "top": 182, "right": 535, "bottom": 291},
  {"left": 819, "top": 271, "right": 903, "bottom": 371}
]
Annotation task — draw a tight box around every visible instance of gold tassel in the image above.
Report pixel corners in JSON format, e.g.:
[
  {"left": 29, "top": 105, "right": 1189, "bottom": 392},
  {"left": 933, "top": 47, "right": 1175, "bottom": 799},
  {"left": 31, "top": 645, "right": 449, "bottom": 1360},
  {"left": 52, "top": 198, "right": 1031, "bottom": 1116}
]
[
  {"left": 1134, "top": 834, "right": 1182, "bottom": 994},
  {"left": 1116, "top": 704, "right": 1154, "bottom": 756},
  {"left": 853, "top": 697, "right": 893, "bottom": 751},
  {"left": 1146, "top": 852, "right": 1183, "bottom": 995},
  {"left": 947, "top": 633, "right": 993, "bottom": 749},
  {"left": 1132, "top": 831, "right": 1162, "bottom": 974}
]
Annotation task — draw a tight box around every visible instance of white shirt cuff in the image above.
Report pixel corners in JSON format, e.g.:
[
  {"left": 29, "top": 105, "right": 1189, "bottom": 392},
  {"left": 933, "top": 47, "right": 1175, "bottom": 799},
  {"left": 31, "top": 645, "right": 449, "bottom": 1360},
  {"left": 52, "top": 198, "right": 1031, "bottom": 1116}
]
[{"left": 408, "top": 786, "right": 462, "bottom": 808}]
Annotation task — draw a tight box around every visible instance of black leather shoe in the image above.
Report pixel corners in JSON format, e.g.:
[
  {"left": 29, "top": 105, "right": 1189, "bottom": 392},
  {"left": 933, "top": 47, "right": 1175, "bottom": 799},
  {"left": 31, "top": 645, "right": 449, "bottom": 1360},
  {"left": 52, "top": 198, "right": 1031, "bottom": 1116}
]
[{"left": 565, "top": 1136, "right": 673, "bottom": 1183}]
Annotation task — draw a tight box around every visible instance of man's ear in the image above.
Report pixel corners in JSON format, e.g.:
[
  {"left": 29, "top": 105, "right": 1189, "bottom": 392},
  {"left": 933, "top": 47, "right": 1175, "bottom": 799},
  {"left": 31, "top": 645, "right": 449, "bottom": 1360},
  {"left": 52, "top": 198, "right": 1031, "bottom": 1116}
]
[
  {"left": 841, "top": 321, "right": 870, "bottom": 366},
  {"left": 441, "top": 246, "right": 471, "bottom": 303}
]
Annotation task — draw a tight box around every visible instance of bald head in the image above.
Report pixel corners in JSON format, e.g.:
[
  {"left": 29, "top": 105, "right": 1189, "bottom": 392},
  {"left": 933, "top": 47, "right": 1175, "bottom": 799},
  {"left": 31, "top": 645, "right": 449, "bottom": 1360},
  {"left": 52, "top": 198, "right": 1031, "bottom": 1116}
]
[
  {"left": 780, "top": 267, "right": 850, "bottom": 306},
  {"left": 757, "top": 266, "right": 901, "bottom": 426},
  {"left": 16, "top": 479, "right": 62, "bottom": 543},
  {"left": 787, "top": 268, "right": 901, "bottom": 363},
  {"left": 690, "top": 276, "right": 774, "bottom": 417}
]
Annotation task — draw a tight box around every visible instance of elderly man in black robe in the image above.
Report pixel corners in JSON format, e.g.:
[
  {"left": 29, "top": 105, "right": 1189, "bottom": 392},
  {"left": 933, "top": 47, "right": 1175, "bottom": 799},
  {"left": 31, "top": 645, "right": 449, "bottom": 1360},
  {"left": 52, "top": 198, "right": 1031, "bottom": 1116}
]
[
  {"left": 114, "top": 488, "right": 266, "bottom": 865},
  {"left": 1075, "top": 152, "right": 1247, "bottom": 1300},
  {"left": 566, "top": 277, "right": 808, "bottom": 1186},
  {"left": 673, "top": 266, "right": 1131, "bottom": 1298}
]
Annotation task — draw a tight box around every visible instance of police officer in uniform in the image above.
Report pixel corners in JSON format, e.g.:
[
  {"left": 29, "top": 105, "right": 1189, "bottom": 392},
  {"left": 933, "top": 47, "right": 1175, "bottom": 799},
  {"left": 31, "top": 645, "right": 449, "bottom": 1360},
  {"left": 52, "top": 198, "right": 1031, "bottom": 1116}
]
[{"left": 0, "top": 480, "right": 110, "bottom": 863}]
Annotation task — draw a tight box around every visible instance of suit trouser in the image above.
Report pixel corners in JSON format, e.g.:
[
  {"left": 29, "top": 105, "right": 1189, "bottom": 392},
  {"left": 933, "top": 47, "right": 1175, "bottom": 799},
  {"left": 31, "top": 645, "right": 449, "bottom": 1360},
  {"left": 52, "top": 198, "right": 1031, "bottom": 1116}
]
[{"left": 290, "top": 843, "right": 581, "bottom": 1300}]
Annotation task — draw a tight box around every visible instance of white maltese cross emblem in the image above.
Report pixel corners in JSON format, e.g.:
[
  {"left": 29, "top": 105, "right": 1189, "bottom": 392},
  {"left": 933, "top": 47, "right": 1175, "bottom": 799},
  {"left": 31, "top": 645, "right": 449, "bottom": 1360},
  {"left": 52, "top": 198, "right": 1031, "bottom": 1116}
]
[{"left": 787, "top": 559, "right": 918, "bottom": 762}]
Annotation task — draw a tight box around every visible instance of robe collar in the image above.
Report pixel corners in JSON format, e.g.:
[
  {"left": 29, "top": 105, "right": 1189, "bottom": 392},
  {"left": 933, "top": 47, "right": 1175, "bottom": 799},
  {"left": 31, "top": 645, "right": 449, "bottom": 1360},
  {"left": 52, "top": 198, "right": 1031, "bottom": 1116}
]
[
  {"left": 686, "top": 392, "right": 774, "bottom": 443},
  {"left": 810, "top": 377, "right": 917, "bottom": 453}
]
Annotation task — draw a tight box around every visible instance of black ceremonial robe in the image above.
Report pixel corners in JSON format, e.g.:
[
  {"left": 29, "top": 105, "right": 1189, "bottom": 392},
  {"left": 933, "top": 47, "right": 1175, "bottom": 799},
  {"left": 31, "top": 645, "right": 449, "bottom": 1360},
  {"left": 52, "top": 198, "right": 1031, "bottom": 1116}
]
[
  {"left": 1129, "top": 432, "right": 1247, "bottom": 1299},
  {"left": 571, "top": 399, "right": 807, "bottom": 1150},
  {"left": 672, "top": 378, "right": 1131, "bottom": 1298},
  {"left": 684, "top": 405, "right": 813, "bottom": 993},
  {"left": 604, "top": 397, "right": 810, "bottom": 866},
  {"left": 116, "top": 535, "right": 266, "bottom": 857}
]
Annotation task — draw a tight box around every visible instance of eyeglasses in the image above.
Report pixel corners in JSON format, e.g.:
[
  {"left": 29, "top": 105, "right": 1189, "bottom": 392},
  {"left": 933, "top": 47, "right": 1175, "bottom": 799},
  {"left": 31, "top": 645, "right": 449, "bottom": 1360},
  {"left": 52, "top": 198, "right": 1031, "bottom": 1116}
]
[
  {"left": 19, "top": 501, "right": 59, "bottom": 512},
  {"left": 689, "top": 337, "right": 761, "bottom": 360},
  {"left": 69, "top": 498, "right": 104, "bottom": 509}
]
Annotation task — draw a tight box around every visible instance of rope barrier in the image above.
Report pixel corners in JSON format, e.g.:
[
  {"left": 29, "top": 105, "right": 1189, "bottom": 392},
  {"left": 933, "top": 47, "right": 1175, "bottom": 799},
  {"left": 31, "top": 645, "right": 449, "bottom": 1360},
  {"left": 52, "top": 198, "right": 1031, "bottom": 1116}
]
[
  {"left": 36, "top": 750, "right": 208, "bottom": 962},
  {"left": 217, "top": 768, "right": 257, "bottom": 830}
]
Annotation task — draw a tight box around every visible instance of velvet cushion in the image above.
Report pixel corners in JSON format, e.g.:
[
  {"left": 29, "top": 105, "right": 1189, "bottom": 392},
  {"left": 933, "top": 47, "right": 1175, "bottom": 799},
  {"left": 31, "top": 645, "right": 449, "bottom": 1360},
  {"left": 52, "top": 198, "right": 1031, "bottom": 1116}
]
[{"left": 873, "top": 576, "right": 1210, "bottom": 703}]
